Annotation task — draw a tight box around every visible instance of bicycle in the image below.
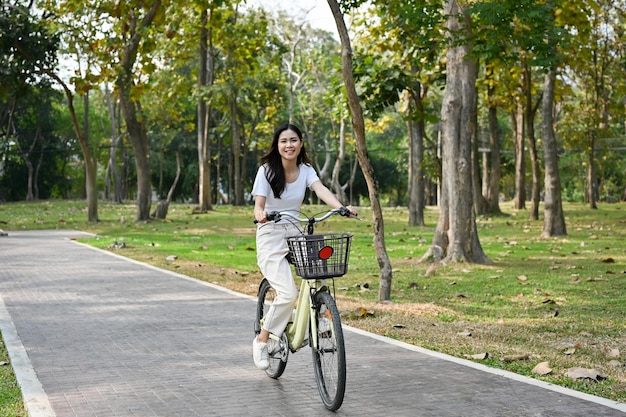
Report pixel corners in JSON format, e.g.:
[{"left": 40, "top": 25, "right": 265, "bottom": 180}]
[{"left": 254, "top": 207, "right": 359, "bottom": 411}]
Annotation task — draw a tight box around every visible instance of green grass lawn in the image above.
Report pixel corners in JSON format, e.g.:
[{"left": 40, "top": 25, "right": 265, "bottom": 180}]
[
  {"left": 0, "top": 200, "right": 625, "bottom": 409},
  {"left": 0, "top": 335, "right": 25, "bottom": 417}
]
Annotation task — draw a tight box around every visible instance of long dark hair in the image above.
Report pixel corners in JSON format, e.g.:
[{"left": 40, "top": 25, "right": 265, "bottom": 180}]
[{"left": 260, "top": 123, "right": 312, "bottom": 198}]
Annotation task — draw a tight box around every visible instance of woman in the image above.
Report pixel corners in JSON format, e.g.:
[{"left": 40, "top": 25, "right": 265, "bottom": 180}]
[{"left": 251, "top": 123, "right": 356, "bottom": 370}]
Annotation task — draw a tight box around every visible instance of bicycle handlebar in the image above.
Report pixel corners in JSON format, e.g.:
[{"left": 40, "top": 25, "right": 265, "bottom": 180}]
[{"left": 254, "top": 207, "right": 360, "bottom": 225}]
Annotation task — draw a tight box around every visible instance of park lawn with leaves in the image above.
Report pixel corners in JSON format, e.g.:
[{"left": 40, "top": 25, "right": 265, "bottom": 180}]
[
  {"left": 1, "top": 200, "right": 625, "bottom": 405},
  {"left": 0, "top": 337, "right": 25, "bottom": 417}
]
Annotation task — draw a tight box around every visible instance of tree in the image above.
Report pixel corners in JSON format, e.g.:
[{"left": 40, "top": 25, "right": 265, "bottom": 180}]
[
  {"left": 560, "top": 0, "right": 625, "bottom": 208},
  {"left": 541, "top": 68, "right": 566, "bottom": 237},
  {"left": 114, "top": 1, "right": 163, "bottom": 220},
  {"left": 196, "top": 6, "right": 214, "bottom": 213},
  {"left": 3, "top": 1, "right": 99, "bottom": 220},
  {"left": 354, "top": 0, "right": 444, "bottom": 226},
  {"left": 482, "top": 63, "right": 502, "bottom": 214},
  {"left": 327, "top": 0, "right": 393, "bottom": 301},
  {"left": 427, "top": 0, "right": 489, "bottom": 264}
]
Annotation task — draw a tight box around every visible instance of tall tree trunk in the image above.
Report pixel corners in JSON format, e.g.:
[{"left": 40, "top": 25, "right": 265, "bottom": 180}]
[
  {"left": 153, "top": 151, "right": 181, "bottom": 220},
  {"left": 34, "top": 140, "right": 44, "bottom": 200},
  {"left": 116, "top": 1, "right": 161, "bottom": 221},
  {"left": 429, "top": 0, "right": 489, "bottom": 265},
  {"left": 14, "top": 121, "right": 38, "bottom": 201},
  {"left": 472, "top": 117, "right": 488, "bottom": 215},
  {"left": 513, "top": 98, "right": 526, "bottom": 210},
  {"left": 541, "top": 69, "right": 566, "bottom": 237},
  {"left": 196, "top": 7, "right": 213, "bottom": 213},
  {"left": 527, "top": 132, "right": 540, "bottom": 220},
  {"left": 407, "top": 86, "right": 426, "bottom": 227},
  {"left": 104, "top": 83, "right": 122, "bottom": 203},
  {"left": 485, "top": 77, "right": 501, "bottom": 214},
  {"left": 82, "top": 90, "right": 95, "bottom": 213},
  {"left": 230, "top": 97, "right": 243, "bottom": 206},
  {"left": 330, "top": 119, "right": 348, "bottom": 204},
  {"left": 524, "top": 64, "right": 540, "bottom": 220},
  {"left": 24, "top": 151, "right": 35, "bottom": 201},
  {"left": 586, "top": 134, "right": 598, "bottom": 209},
  {"left": 327, "top": 0, "right": 393, "bottom": 301}
]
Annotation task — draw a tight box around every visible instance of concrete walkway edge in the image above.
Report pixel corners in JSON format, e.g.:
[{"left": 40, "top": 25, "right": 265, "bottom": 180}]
[{"left": 1, "top": 296, "right": 56, "bottom": 417}]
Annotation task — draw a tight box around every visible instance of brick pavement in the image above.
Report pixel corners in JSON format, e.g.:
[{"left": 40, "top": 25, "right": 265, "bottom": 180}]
[{"left": 0, "top": 230, "right": 624, "bottom": 417}]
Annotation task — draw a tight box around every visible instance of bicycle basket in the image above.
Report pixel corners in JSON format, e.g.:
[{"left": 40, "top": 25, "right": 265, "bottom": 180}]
[{"left": 286, "top": 233, "right": 352, "bottom": 279}]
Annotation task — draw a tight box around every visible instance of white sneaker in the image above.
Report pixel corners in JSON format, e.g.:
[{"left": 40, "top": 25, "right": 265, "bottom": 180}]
[{"left": 252, "top": 337, "right": 269, "bottom": 370}]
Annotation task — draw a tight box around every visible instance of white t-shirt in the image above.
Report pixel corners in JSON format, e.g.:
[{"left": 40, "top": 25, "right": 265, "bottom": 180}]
[{"left": 251, "top": 164, "right": 320, "bottom": 215}]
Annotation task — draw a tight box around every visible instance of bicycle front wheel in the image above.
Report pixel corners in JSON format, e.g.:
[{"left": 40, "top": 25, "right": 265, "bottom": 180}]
[
  {"left": 256, "top": 279, "right": 288, "bottom": 379},
  {"left": 311, "top": 290, "right": 346, "bottom": 411}
]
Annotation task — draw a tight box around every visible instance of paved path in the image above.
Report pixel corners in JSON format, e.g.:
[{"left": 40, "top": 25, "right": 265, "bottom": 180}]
[{"left": 0, "top": 230, "right": 624, "bottom": 417}]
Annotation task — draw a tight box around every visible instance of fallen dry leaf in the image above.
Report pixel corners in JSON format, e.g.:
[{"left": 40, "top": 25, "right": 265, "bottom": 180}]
[
  {"left": 502, "top": 354, "right": 530, "bottom": 362},
  {"left": 606, "top": 348, "right": 620, "bottom": 358},
  {"left": 566, "top": 367, "right": 607, "bottom": 381},
  {"left": 354, "top": 307, "right": 375, "bottom": 318},
  {"left": 466, "top": 352, "right": 489, "bottom": 360},
  {"left": 532, "top": 361, "right": 552, "bottom": 375}
]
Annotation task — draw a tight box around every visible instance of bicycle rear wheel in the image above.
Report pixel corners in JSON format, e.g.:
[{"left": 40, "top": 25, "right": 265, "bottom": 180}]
[
  {"left": 311, "top": 290, "right": 346, "bottom": 411},
  {"left": 255, "top": 279, "right": 288, "bottom": 379}
]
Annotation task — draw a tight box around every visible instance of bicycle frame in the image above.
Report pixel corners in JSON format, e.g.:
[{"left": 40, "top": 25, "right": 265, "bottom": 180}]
[
  {"left": 268, "top": 278, "right": 326, "bottom": 351},
  {"left": 292, "top": 279, "right": 325, "bottom": 350}
]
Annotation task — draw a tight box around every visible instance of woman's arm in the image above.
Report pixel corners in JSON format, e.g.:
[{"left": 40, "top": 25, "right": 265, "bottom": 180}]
[
  {"left": 310, "top": 181, "right": 357, "bottom": 216},
  {"left": 254, "top": 195, "right": 268, "bottom": 223}
]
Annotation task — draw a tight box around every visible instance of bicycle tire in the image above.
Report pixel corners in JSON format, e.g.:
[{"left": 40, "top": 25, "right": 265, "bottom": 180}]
[
  {"left": 311, "top": 290, "right": 346, "bottom": 411},
  {"left": 255, "top": 278, "right": 288, "bottom": 379}
]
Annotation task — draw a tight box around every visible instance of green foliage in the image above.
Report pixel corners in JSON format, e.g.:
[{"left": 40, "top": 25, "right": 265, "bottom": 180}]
[
  {"left": 3, "top": 0, "right": 626, "bottom": 212},
  {"left": 0, "top": 85, "right": 80, "bottom": 201},
  {"left": 0, "top": 1, "right": 60, "bottom": 94},
  {"left": 470, "top": 0, "right": 567, "bottom": 69},
  {"left": 353, "top": 0, "right": 444, "bottom": 118}
]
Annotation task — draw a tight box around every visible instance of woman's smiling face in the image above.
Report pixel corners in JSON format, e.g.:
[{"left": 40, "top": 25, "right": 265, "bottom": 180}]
[{"left": 277, "top": 129, "right": 303, "bottom": 162}]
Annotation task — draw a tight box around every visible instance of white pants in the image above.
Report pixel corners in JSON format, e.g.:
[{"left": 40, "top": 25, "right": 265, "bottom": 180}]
[{"left": 256, "top": 222, "right": 300, "bottom": 336}]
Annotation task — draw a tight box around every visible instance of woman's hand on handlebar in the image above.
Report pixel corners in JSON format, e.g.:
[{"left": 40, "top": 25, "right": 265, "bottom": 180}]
[
  {"left": 254, "top": 209, "right": 267, "bottom": 224},
  {"left": 339, "top": 205, "right": 359, "bottom": 219}
]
